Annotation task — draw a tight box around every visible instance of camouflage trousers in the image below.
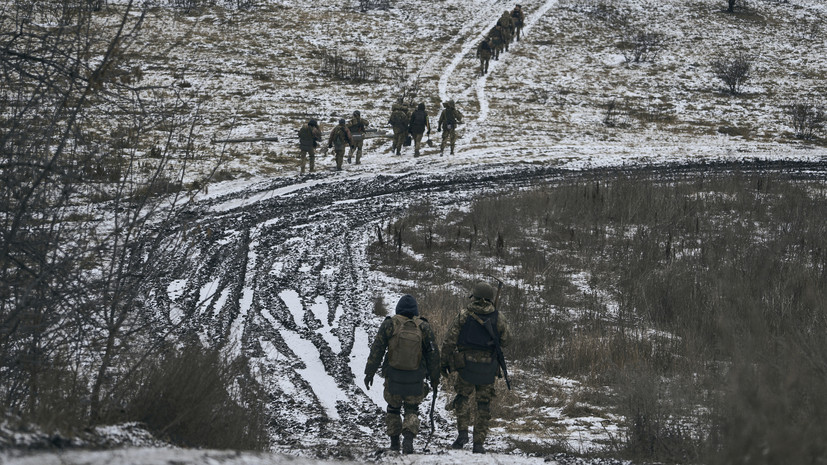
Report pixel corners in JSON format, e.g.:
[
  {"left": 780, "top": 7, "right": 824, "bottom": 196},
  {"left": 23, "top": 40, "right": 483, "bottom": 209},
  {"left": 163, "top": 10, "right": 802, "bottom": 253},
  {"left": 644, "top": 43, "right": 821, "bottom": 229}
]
[
  {"left": 411, "top": 132, "right": 426, "bottom": 156},
  {"left": 332, "top": 147, "right": 345, "bottom": 170},
  {"left": 299, "top": 147, "right": 316, "bottom": 174},
  {"left": 348, "top": 136, "right": 364, "bottom": 164},
  {"left": 440, "top": 128, "right": 457, "bottom": 155},
  {"left": 383, "top": 385, "right": 427, "bottom": 437},
  {"left": 450, "top": 375, "right": 496, "bottom": 444},
  {"left": 391, "top": 127, "right": 407, "bottom": 155}
]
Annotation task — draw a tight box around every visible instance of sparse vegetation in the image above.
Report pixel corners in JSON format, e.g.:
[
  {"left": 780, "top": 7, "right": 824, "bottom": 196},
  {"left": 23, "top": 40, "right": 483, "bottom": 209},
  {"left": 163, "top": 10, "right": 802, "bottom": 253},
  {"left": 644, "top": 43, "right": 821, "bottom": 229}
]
[
  {"left": 711, "top": 52, "right": 753, "bottom": 95},
  {"left": 371, "top": 167, "right": 827, "bottom": 463},
  {"left": 786, "top": 100, "right": 824, "bottom": 140}
]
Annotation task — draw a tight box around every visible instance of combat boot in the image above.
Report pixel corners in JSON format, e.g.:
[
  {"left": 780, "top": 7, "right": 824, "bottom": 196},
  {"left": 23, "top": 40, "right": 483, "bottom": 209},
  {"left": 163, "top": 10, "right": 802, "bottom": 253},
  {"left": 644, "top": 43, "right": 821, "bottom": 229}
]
[
  {"left": 450, "top": 430, "right": 469, "bottom": 449},
  {"left": 389, "top": 435, "right": 400, "bottom": 451},
  {"left": 472, "top": 442, "right": 486, "bottom": 454},
  {"left": 402, "top": 432, "right": 414, "bottom": 454}
]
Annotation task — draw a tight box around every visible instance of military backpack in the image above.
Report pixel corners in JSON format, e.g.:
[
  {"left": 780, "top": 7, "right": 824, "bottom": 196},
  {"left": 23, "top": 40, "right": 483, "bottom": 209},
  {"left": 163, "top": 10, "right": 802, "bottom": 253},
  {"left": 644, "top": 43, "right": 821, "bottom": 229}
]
[
  {"left": 387, "top": 315, "right": 424, "bottom": 371},
  {"left": 390, "top": 109, "right": 408, "bottom": 128}
]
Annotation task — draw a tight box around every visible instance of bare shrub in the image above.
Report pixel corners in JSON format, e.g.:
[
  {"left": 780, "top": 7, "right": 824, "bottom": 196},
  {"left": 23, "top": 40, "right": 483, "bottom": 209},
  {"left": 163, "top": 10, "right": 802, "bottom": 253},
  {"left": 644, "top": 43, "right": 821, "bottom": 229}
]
[
  {"left": 117, "top": 342, "right": 268, "bottom": 450},
  {"left": 711, "top": 52, "right": 753, "bottom": 94},
  {"left": 786, "top": 100, "right": 824, "bottom": 140},
  {"left": 603, "top": 98, "right": 630, "bottom": 127},
  {"left": 318, "top": 47, "right": 384, "bottom": 82},
  {"left": 619, "top": 31, "right": 666, "bottom": 64}
]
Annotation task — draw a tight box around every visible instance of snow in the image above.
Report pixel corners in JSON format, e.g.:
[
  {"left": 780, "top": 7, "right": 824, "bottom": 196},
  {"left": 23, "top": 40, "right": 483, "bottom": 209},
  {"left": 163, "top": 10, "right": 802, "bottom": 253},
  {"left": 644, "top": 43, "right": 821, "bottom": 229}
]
[{"left": 6, "top": 0, "right": 827, "bottom": 462}]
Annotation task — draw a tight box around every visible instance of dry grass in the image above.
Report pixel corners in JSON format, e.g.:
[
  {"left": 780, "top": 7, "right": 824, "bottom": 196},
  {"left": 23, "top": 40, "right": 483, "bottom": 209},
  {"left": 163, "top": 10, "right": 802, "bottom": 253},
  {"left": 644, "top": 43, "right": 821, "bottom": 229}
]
[{"left": 371, "top": 166, "right": 827, "bottom": 463}]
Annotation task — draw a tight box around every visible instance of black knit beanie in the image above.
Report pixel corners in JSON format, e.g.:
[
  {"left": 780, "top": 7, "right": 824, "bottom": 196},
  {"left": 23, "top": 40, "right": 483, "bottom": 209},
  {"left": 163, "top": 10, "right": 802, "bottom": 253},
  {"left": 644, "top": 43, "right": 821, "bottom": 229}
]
[{"left": 395, "top": 294, "right": 419, "bottom": 317}]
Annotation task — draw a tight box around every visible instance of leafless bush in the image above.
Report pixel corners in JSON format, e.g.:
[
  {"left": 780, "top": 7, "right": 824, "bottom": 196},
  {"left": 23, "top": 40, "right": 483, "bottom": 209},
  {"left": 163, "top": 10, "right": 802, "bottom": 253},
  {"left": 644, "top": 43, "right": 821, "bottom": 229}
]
[
  {"left": 786, "top": 101, "right": 824, "bottom": 140},
  {"left": 711, "top": 52, "right": 753, "bottom": 94},
  {"left": 620, "top": 31, "right": 666, "bottom": 64},
  {"left": 318, "top": 48, "right": 384, "bottom": 82},
  {"left": 117, "top": 342, "right": 268, "bottom": 450},
  {"left": 0, "top": 1, "right": 251, "bottom": 446},
  {"left": 603, "top": 98, "right": 630, "bottom": 127},
  {"left": 359, "top": 0, "right": 390, "bottom": 12}
]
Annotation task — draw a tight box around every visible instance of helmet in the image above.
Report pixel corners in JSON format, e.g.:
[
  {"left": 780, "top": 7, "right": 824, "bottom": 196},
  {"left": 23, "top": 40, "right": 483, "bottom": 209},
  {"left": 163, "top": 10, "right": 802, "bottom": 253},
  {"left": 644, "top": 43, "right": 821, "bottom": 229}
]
[
  {"left": 308, "top": 119, "right": 318, "bottom": 127},
  {"left": 339, "top": 118, "right": 346, "bottom": 125},
  {"left": 417, "top": 102, "right": 425, "bottom": 110},
  {"left": 353, "top": 110, "right": 360, "bottom": 117},
  {"left": 469, "top": 282, "right": 495, "bottom": 302}
]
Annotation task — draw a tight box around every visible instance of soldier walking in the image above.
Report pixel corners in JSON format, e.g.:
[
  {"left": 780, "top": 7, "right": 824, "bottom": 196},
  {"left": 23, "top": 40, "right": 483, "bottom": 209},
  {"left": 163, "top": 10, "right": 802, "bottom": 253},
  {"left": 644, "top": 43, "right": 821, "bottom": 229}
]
[
  {"left": 408, "top": 103, "right": 431, "bottom": 157},
  {"left": 440, "top": 282, "right": 512, "bottom": 454},
  {"left": 389, "top": 98, "right": 410, "bottom": 156},
  {"left": 327, "top": 118, "right": 354, "bottom": 171},
  {"left": 437, "top": 100, "right": 463, "bottom": 156},
  {"left": 364, "top": 295, "right": 440, "bottom": 454},
  {"left": 347, "top": 110, "right": 369, "bottom": 165},
  {"left": 476, "top": 37, "right": 493, "bottom": 76},
  {"left": 489, "top": 24, "right": 505, "bottom": 60},
  {"left": 498, "top": 11, "right": 514, "bottom": 50},
  {"left": 511, "top": 4, "right": 525, "bottom": 42},
  {"left": 297, "top": 118, "right": 322, "bottom": 175}
]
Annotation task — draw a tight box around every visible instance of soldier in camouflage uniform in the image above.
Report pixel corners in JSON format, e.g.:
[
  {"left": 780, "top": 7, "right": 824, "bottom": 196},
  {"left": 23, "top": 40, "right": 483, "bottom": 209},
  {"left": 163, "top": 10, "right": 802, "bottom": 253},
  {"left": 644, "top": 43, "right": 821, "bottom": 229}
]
[
  {"left": 297, "top": 118, "right": 322, "bottom": 175},
  {"left": 476, "top": 37, "right": 493, "bottom": 76},
  {"left": 327, "top": 118, "right": 354, "bottom": 171},
  {"left": 511, "top": 4, "right": 525, "bottom": 42},
  {"left": 488, "top": 24, "right": 505, "bottom": 61},
  {"left": 437, "top": 100, "right": 463, "bottom": 156},
  {"left": 347, "top": 110, "right": 369, "bottom": 165},
  {"left": 388, "top": 98, "right": 410, "bottom": 156},
  {"left": 408, "top": 102, "right": 431, "bottom": 157},
  {"left": 498, "top": 11, "right": 514, "bottom": 50},
  {"left": 364, "top": 295, "right": 440, "bottom": 454},
  {"left": 440, "top": 282, "right": 511, "bottom": 454}
]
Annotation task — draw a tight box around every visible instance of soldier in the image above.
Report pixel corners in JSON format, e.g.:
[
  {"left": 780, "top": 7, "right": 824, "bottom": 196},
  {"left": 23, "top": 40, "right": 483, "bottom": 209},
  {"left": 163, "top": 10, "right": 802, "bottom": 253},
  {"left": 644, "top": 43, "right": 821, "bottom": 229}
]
[
  {"left": 297, "top": 118, "right": 322, "bottom": 175},
  {"left": 440, "top": 282, "right": 511, "bottom": 455},
  {"left": 476, "top": 37, "right": 493, "bottom": 76},
  {"left": 489, "top": 24, "right": 505, "bottom": 61},
  {"left": 388, "top": 98, "right": 410, "bottom": 156},
  {"left": 437, "top": 100, "right": 463, "bottom": 156},
  {"left": 327, "top": 118, "right": 354, "bottom": 171},
  {"left": 364, "top": 295, "right": 440, "bottom": 454},
  {"left": 408, "top": 103, "right": 431, "bottom": 157},
  {"left": 511, "top": 4, "right": 525, "bottom": 42},
  {"left": 347, "top": 110, "right": 369, "bottom": 165},
  {"left": 498, "top": 11, "right": 514, "bottom": 50}
]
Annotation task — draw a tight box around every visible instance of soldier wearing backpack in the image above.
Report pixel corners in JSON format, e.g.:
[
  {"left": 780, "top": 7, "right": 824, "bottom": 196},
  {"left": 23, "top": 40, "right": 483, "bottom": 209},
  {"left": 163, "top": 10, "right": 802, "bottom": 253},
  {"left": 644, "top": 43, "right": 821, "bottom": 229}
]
[
  {"left": 437, "top": 100, "right": 463, "bottom": 156},
  {"left": 476, "top": 37, "right": 493, "bottom": 76},
  {"left": 388, "top": 98, "right": 410, "bottom": 156},
  {"left": 327, "top": 118, "right": 354, "bottom": 171},
  {"left": 440, "top": 282, "right": 512, "bottom": 454},
  {"left": 511, "top": 4, "right": 525, "bottom": 42},
  {"left": 347, "top": 110, "right": 369, "bottom": 165},
  {"left": 297, "top": 118, "right": 322, "bottom": 175},
  {"left": 364, "top": 295, "right": 440, "bottom": 454},
  {"left": 408, "top": 103, "right": 430, "bottom": 157}
]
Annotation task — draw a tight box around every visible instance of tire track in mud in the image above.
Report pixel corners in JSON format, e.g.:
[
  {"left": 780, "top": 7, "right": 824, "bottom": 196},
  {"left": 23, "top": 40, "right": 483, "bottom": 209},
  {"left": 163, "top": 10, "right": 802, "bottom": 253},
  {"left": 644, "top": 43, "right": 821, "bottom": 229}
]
[{"left": 153, "top": 160, "right": 827, "bottom": 450}]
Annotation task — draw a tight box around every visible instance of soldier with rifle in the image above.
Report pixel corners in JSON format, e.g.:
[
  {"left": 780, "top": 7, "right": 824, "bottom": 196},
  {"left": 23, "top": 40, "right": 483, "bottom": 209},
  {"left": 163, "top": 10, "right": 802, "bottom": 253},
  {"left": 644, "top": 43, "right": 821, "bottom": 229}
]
[{"left": 440, "top": 281, "right": 512, "bottom": 454}]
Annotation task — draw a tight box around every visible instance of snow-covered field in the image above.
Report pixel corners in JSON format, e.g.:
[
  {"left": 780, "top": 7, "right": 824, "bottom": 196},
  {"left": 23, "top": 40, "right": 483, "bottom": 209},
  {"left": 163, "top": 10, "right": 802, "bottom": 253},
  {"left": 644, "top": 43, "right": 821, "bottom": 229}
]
[{"left": 3, "top": 0, "right": 826, "bottom": 463}]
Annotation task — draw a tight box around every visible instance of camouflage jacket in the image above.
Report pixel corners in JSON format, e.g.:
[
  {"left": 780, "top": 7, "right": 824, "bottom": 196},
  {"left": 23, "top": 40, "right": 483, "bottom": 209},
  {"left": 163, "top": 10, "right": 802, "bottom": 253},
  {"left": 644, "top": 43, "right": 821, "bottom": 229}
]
[
  {"left": 327, "top": 124, "right": 353, "bottom": 149},
  {"left": 437, "top": 105, "right": 463, "bottom": 131},
  {"left": 298, "top": 124, "right": 322, "bottom": 151},
  {"left": 348, "top": 116, "right": 369, "bottom": 135},
  {"left": 364, "top": 315, "right": 440, "bottom": 382},
  {"left": 440, "top": 298, "right": 511, "bottom": 367}
]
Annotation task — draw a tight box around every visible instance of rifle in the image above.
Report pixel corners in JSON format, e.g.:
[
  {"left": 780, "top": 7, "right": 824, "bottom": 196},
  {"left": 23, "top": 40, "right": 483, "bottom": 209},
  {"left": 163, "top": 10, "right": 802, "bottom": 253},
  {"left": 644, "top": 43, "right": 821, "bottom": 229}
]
[{"left": 485, "top": 275, "right": 511, "bottom": 390}]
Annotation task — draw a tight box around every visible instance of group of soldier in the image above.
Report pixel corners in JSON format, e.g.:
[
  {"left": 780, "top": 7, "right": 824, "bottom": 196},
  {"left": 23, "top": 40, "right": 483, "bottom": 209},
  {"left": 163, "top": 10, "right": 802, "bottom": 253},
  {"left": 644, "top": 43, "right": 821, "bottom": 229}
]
[
  {"left": 476, "top": 4, "right": 525, "bottom": 76},
  {"left": 296, "top": 99, "right": 464, "bottom": 175},
  {"left": 296, "top": 4, "right": 525, "bottom": 174},
  {"left": 364, "top": 282, "right": 511, "bottom": 455}
]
